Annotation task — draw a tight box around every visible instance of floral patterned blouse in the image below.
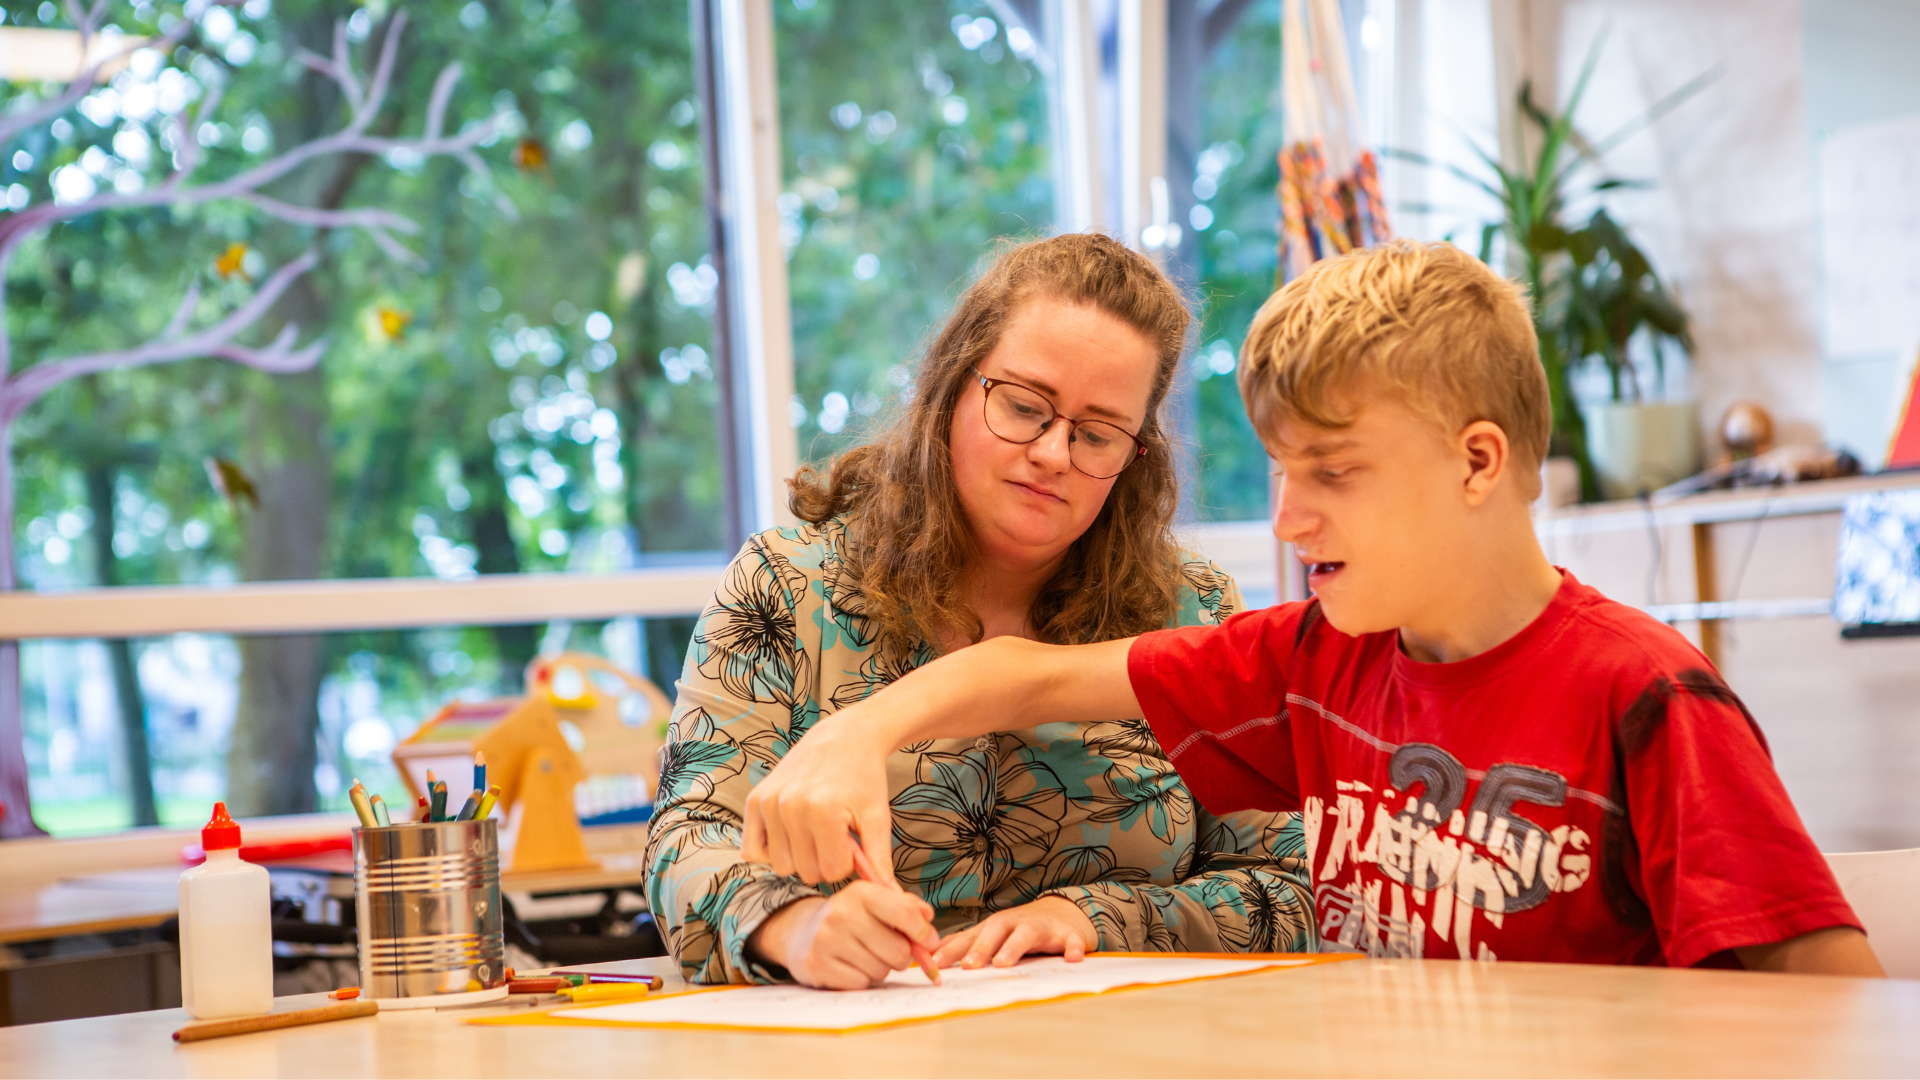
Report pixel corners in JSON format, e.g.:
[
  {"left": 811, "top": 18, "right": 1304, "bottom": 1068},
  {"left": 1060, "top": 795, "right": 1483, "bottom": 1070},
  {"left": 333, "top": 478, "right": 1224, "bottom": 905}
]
[{"left": 643, "top": 517, "right": 1314, "bottom": 984}]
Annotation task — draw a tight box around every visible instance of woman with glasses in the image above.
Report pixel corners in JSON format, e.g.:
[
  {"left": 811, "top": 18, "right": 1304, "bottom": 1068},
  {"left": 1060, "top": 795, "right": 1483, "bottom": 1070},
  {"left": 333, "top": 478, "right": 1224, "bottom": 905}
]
[{"left": 644, "top": 234, "right": 1312, "bottom": 989}]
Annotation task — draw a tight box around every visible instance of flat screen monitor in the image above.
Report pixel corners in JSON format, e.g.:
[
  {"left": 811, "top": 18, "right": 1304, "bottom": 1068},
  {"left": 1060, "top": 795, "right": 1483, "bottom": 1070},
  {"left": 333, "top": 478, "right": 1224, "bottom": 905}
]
[{"left": 1834, "top": 489, "right": 1920, "bottom": 638}]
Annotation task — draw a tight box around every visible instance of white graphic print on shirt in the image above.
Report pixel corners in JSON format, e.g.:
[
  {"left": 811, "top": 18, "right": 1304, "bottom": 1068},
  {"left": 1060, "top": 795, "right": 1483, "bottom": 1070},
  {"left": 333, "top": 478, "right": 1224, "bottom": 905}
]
[{"left": 1302, "top": 740, "right": 1600, "bottom": 960}]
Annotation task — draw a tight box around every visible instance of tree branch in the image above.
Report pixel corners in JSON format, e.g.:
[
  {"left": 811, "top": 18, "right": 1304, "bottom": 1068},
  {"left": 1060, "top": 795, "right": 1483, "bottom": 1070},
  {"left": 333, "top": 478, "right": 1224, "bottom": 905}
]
[
  {"left": 424, "top": 61, "right": 461, "bottom": 141},
  {"left": 0, "top": 5, "right": 516, "bottom": 416},
  {"left": 206, "top": 325, "right": 329, "bottom": 373},
  {"left": 0, "top": 0, "right": 239, "bottom": 150},
  {"left": 242, "top": 192, "right": 418, "bottom": 234},
  {"left": 64, "top": 0, "right": 113, "bottom": 43},
  {"left": 160, "top": 280, "right": 202, "bottom": 339},
  {"left": 364, "top": 226, "right": 425, "bottom": 268},
  {"left": 0, "top": 65, "right": 504, "bottom": 261},
  {"left": 4, "top": 125, "right": 500, "bottom": 251},
  {"left": 0, "top": 250, "right": 321, "bottom": 423},
  {"left": 331, "top": 20, "right": 363, "bottom": 118},
  {"left": 359, "top": 13, "right": 406, "bottom": 127},
  {"left": 160, "top": 78, "right": 224, "bottom": 190}
]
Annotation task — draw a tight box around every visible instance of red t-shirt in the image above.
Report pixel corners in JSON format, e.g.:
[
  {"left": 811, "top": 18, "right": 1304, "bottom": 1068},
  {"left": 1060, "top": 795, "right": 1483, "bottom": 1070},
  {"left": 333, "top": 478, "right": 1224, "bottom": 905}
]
[{"left": 1128, "top": 571, "right": 1858, "bottom": 967}]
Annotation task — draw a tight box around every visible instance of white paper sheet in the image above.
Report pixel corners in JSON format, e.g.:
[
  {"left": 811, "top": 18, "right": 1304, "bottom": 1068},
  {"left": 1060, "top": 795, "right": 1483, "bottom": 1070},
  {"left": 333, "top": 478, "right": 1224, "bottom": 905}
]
[{"left": 552, "top": 955, "right": 1311, "bottom": 1032}]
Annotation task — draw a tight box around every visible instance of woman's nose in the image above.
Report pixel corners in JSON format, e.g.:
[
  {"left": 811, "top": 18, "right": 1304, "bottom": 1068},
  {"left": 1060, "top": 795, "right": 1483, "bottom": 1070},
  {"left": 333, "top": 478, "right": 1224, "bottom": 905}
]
[{"left": 1027, "top": 419, "right": 1074, "bottom": 472}]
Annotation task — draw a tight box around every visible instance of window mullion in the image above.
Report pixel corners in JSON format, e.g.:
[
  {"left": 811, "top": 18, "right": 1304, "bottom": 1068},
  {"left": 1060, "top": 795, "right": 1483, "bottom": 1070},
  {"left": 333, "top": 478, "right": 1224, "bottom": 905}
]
[{"left": 703, "top": 0, "right": 800, "bottom": 540}]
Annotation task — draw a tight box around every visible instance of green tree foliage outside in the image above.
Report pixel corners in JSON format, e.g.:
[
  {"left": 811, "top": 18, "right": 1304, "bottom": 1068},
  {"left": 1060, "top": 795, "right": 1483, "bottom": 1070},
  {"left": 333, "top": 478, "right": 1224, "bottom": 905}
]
[
  {"left": 7, "top": 0, "right": 719, "bottom": 833},
  {"left": 775, "top": 0, "right": 1054, "bottom": 461},
  {"left": 8, "top": 0, "right": 1291, "bottom": 835},
  {"left": 1186, "top": 0, "right": 1282, "bottom": 523}
]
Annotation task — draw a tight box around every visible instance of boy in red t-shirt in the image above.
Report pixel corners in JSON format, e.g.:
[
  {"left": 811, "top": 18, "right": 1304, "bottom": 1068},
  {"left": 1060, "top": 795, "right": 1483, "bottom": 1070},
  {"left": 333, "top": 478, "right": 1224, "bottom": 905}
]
[{"left": 741, "top": 241, "right": 1880, "bottom": 975}]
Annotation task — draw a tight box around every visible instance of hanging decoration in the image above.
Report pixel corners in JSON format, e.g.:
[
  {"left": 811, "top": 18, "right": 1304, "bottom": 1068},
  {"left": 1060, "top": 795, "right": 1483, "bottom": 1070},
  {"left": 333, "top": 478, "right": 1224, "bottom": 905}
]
[
  {"left": 1887, "top": 348, "right": 1920, "bottom": 470},
  {"left": 1276, "top": 0, "right": 1391, "bottom": 285}
]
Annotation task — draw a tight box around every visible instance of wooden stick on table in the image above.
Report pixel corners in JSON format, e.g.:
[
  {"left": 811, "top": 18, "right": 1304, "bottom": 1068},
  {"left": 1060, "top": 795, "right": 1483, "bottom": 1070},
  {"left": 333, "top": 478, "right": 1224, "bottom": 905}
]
[{"left": 173, "top": 1000, "right": 378, "bottom": 1043}]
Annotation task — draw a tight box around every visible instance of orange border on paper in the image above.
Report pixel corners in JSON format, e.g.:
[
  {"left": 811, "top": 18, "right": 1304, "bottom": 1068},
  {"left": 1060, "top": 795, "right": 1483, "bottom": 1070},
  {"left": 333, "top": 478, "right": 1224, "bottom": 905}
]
[{"left": 464, "top": 952, "right": 1359, "bottom": 1036}]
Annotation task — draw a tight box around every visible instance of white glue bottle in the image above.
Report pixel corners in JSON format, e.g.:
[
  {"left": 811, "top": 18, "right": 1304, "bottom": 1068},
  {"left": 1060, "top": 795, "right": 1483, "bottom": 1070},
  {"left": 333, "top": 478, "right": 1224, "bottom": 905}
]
[{"left": 178, "top": 801, "right": 273, "bottom": 1019}]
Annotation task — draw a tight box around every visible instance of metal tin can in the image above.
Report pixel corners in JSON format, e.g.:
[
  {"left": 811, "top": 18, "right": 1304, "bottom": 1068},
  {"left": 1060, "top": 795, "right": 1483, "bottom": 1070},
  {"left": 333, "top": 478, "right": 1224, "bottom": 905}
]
[{"left": 353, "top": 819, "right": 508, "bottom": 1009}]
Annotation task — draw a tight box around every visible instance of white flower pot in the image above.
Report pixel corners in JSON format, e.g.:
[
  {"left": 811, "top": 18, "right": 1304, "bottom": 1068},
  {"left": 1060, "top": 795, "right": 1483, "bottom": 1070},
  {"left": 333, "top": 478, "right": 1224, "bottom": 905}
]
[
  {"left": 1537, "top": 456, "right": 1581, "bottom": 511},
  {"left": 1585, "top": 401, "right": 1703, "bottom": 501}
]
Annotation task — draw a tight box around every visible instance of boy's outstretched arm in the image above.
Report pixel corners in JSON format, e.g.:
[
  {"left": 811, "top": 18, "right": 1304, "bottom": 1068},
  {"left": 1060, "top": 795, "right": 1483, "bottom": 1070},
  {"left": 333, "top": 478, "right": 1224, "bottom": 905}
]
[
  {"left": 741, "top": 635, "right": 1140, "bottom": 885},
  {"left": 1735, "top": 927, "right": 1885, "bottom": 977}
]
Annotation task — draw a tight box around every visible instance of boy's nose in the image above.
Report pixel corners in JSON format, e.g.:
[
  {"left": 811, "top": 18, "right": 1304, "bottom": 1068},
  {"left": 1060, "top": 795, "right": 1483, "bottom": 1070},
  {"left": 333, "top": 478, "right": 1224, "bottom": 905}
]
[{"left": 1271, "top": 479, "right": 1315, "bottom": 543}]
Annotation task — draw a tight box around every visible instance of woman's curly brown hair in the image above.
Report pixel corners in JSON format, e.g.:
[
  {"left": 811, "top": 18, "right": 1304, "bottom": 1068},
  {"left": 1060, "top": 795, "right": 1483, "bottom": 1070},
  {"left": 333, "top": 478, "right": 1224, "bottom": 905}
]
[{"left": 788, "top": 233, "right": 1192, "bottom": 660}]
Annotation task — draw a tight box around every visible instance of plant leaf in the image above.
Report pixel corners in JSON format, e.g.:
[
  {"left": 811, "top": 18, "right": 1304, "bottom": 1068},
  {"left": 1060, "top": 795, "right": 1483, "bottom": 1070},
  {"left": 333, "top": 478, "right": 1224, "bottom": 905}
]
[
  {"left": 1529, "top": 221, "right": 1572, "bottom": 254},
  {"left": 1589, "top": 66, "right": 1723, "bottom": 160},
  {"left": 1565, "top": 227, "right": 1599, "bottom": 265},
  {"left": 1383, "top": 143, "right": 1506, "bottom": 201}
]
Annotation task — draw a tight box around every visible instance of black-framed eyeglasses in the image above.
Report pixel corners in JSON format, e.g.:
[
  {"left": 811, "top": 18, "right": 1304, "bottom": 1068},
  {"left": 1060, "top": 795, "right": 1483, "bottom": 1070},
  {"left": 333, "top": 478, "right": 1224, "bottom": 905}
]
[{"left": 972, "top": 369, "right": 1147, "bottom": 480}]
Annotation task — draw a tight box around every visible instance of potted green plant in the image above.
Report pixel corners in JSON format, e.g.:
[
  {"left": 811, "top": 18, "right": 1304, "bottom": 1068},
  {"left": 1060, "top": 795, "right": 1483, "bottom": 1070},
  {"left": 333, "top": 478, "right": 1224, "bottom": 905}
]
[
  {"left": 1389, "top": 39, "right": 1713, "bottom": 500},
  {"left": 1545, "top": 208, "right": 1698, "bottom": 499}
]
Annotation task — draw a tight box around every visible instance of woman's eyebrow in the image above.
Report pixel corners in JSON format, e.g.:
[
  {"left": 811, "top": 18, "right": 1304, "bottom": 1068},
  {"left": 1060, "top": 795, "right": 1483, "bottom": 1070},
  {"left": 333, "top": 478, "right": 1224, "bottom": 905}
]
[{"left": 995, "top": 367, "right": 1138, "bottom": 424}]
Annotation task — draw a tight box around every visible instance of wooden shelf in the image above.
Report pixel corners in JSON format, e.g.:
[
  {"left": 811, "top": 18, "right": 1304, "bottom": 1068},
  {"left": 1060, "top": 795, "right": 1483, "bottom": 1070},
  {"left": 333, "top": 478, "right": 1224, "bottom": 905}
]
[{"left": 1536, "top": 470, "right": 1920, "bottom": 537}]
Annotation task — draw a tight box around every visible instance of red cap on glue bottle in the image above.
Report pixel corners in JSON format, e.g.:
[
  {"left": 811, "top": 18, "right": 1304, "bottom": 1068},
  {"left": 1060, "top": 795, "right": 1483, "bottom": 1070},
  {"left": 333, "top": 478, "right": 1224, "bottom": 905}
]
[{"left": 202, "top": 801, "right": 242, "bottom": 851}]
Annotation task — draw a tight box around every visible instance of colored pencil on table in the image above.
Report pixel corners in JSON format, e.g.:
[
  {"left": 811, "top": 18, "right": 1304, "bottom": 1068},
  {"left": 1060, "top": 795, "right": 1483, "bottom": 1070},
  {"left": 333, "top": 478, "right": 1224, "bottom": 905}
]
[
  {"left": 572, "top": 973, "right": 662, "bottom": 988},
  {"left": 369, "top": 794, "right": 390, "bottom": 827},
  {"left": 507, "top": 976, "right": 569, "bottom": 994},
  {"left": 560, "top": 983, "right": 652, "bottom": 1004},
  {"left": 474, "top": 751, "right": 486, "bottom": 798},
  {"left": 430, "top": 780, "right": 448, "bottom": 822},
  {"left": 453, "top": 791, "right": 481, "bottom": 821},
  {"left": 174, "top": 1000, "right": 377, "bottom": 1043},
  {"left": 476, "top": 785, "right": 501, "bottom": 821}
]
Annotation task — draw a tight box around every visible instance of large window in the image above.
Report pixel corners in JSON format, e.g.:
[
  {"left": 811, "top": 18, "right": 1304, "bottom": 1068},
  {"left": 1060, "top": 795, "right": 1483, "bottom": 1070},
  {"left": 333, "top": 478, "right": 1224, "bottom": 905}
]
[
  {"left": 22, "top": 616, "right": 690, "bottom": 834},
  {"left": 774, "top": 0, "right": 1054, "bottom": 462},
  {"left": 7, "top": 0, "right": 1307, "bottom": 838},
  {"left": 1179, "top": 0, "right": 1286, "bottom": 522},
  {"left": 6, "top": 0, "right": 720, "bottom": 832}
]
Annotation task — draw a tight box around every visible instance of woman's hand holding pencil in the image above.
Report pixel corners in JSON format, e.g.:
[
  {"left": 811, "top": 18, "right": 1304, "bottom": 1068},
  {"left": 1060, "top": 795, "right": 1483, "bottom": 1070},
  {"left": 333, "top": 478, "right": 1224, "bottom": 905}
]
[
  {"left": 741, "top": 832, "right": 941, "bottom": 991},
  {"left": 849, "top": 840, "right": 940, "bottom": 985},
  {"left": 745, "top": 882, "right": 943, "bottom": 991}
]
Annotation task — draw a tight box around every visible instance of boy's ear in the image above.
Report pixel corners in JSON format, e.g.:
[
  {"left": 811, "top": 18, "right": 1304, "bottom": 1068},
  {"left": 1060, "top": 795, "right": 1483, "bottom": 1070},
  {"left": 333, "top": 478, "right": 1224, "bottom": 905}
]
[{"left": 1459, "top": 420, "right": 1510, "bottom": 506}]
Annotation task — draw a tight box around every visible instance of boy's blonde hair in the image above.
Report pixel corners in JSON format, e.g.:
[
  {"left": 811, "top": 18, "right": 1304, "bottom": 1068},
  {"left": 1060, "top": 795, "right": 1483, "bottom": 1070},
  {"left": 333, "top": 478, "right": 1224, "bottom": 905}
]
[{"left": 1239, "top": 239, "right": 1550, "bottom": 495}]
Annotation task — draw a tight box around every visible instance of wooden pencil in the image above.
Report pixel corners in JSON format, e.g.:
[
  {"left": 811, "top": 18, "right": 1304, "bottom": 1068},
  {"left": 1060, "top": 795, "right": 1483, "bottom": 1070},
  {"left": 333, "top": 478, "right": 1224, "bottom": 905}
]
[
  {"left": 173, "top": 999, "right": 377, "bottom": 1043},
  {"left": 849, "top": 840, "right": 940, "bottom": 984}
]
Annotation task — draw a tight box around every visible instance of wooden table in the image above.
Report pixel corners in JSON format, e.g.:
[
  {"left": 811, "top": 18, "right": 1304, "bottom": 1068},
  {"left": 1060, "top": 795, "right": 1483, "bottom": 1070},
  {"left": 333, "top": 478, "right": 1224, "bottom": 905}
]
[
  {"left": 0, "top": 880, "right": 178, "bottom": 946},
  {"left": 252, "top": 846, "right": 657, "bottom": 896},
  {"left": 3, "top": 956, "right": 1917, "bottom": 1078},
  {"left": 0, "top": 823, "right": 656, "bottom": 946}
]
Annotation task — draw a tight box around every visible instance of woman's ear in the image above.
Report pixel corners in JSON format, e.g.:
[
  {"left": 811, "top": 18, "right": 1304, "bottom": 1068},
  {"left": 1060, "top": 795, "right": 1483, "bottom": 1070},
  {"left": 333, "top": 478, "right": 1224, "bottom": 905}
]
[{"left": 1459, "top": 420, "right": 1510, "bottom": 506}]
